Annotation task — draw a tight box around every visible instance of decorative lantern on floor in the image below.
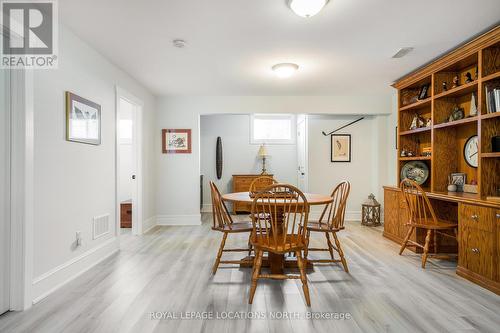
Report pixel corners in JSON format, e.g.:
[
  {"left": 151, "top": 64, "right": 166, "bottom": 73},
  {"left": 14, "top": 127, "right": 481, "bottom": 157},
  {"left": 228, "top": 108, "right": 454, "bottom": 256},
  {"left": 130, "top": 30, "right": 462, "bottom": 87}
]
[{"left": 361, "top": 193, "right": 381, "bottom": 227}]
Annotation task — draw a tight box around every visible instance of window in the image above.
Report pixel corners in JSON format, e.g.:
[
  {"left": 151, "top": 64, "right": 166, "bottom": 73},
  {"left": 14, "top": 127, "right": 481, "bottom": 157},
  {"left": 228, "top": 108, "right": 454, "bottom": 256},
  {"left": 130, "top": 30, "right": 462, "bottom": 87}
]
[{"left": 250, "top": 114, "right": 296, "bottom": 144}]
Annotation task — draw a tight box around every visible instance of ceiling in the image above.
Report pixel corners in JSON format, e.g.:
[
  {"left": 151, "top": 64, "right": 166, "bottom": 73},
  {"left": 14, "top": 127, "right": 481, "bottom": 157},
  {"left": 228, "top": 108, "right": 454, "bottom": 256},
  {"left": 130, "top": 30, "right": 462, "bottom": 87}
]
[{"left": 59, "top": 0, "right": 500, "bottom": 96}]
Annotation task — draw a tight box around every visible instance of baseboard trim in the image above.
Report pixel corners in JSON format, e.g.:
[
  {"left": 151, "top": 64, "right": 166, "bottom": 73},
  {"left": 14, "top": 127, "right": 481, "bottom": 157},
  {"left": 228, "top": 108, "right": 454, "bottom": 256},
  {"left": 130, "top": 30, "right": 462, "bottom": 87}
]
[
  {"left": 156, "top": 214, "right": 202, "bottom": 226},
  {"left": 142, "top": 216, "right": 157, "bottom": 233},
  {"left": 32, "top": 237, "right": 119, "bottom": 304}
]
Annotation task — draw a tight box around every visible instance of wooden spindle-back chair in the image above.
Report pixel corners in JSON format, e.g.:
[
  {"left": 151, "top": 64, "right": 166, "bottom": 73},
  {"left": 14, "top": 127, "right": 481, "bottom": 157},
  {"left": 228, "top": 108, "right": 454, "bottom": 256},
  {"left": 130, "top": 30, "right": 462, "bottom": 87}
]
[
  {"left": 303, "top": 181, "right": 351, "bottom": 272},
  {"left": 399, "top": 178, "right": 458, "bottom": 268},
  {"left": 209, "top": 181, "right": 254, "bottom": 274},
  {"left": 249, "top": 176, "right": 277, "bottom": 194},
  {"left": 248, "top": 184, "right": 311, "bottom": 306}
]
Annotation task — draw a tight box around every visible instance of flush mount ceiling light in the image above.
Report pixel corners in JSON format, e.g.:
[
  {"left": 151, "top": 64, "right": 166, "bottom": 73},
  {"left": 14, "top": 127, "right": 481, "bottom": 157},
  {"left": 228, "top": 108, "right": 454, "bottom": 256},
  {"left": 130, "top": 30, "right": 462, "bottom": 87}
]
[
  {"left": 272, "top": 63, "right": 299, "bottom": 78},
  {"left": 287, "top": 0, "right": 329, "bottom": 18}
]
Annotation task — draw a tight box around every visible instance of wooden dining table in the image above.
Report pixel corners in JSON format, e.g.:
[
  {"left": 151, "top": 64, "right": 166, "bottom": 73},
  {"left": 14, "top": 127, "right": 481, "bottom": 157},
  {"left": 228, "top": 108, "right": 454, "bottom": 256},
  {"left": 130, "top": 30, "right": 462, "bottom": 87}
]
[{"left": 222, "top": 191, "right": 333, "bottom": 274}]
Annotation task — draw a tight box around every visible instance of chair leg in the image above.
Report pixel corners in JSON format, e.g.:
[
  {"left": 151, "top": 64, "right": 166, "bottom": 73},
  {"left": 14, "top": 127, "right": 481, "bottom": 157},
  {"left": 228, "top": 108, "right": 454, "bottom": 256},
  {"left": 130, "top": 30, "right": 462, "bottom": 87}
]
[
  {"left": 433, "top": 231, "right": 438, "bottom": 254},
  {"left": 296, "top": 250, "right": 311, "bottom": 307},
  {"left": 249, "top": 250, "right": 263, "bottom": 304},
  {"left": 304, "top": 229, "right": 311, "bottom": 259},
  {"left": 399, "top": 226, "right": 414, "bottom": 255},
  {"left": 325, "top": 232, "right": 335, "bottom": 260},
  {"left": 422, "top": 229, "right": 432, "bottom": 269},
  {"left": 212, "top": 232, "right": 228, "bottom": 275},
  {"left": 247, "top": 234, "right": 253, "bottom": 256},
  {"left": 332, "top": 232, "right": 349, "bottom": 273}
]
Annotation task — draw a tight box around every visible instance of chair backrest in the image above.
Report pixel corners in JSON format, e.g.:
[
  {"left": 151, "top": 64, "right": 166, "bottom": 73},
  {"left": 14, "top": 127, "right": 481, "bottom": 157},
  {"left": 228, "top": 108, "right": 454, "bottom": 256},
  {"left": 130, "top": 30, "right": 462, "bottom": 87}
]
[
  {"left": 400, "top": 178, "right": 438, "bottom": 225},
  {"left": 318, "top": 181, "right": 351, "bottom": 229},
  {"left": 209, "top": 181, "right": 233, "bottom": 230},
  {"left": 249, "top": 176, "right": 277, "bottom": 194},
  {"left": 251, "top": 184, "right": 309, "bottom": 248}
]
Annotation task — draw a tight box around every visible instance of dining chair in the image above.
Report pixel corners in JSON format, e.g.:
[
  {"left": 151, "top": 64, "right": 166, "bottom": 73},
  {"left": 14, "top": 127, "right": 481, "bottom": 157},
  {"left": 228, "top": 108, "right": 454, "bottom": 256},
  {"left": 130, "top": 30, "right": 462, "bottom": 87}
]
[
  {"left": 249, "top": 176, "right": 277, "bottom": 194},
  {"left": 399, "top": 178, "right": 458, "bottom": 268},
  {"left": 302, "top": 181, "right": 351, "bottom": 272},
  {"left": 249, "top": 184, "right": 311, "bottom": 306},
  {"left": 209, "top": 181, "right": 254, "bottom": 274}
]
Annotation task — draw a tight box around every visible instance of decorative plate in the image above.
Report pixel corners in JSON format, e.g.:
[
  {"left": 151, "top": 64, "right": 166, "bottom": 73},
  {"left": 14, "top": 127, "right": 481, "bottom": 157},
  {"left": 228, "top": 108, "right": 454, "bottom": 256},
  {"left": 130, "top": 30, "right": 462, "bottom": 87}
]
[{"left": 400, "top": 161, "right": 429, "bottom": 185}]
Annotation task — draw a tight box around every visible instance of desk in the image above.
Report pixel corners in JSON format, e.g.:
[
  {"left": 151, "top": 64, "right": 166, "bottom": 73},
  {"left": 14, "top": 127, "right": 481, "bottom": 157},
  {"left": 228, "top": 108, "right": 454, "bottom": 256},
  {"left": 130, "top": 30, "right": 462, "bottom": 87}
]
[
  {"left": 383, "top": 186, "right": 500, "bottom": 295},
  {"left": 222, "top": 191, "right": 332, "bottom": 274}
]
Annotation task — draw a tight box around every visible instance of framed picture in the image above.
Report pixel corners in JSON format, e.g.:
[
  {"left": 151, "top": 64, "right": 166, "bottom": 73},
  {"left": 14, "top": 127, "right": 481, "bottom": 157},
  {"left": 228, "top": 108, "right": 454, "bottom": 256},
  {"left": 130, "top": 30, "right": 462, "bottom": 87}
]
[
  {"left": 162, "top": 129, "right": 192, "bottom": 154},
  {"left": 331, "top": 134, "right": 351, "bottom": 162},
  {"left": 418, "top": 84, "right": 429, "bottom": 100},
  {"left": 66, "top": 92, "right": 101, "bottom": 145},
  {"left": 450, "top": 172, "right": 467, "bottom": 192}
]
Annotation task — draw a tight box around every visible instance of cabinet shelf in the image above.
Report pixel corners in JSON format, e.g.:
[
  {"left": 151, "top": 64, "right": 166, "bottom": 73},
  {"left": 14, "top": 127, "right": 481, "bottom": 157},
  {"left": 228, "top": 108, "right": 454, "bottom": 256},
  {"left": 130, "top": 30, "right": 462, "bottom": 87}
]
[
  {"left": 433, "top": 116, "right": 478, "bottom": 129},
  {"left": 482, "top": 71, "right": 500, "bottom": 83},
  {"left": 434, "top": 81, "right": 477, "bottom": 100},
  {"left": 399, "top": 97, "right": 431, "bottom": 111},
  {"left": 399, "top": 156, "right": 432, "bottom": 161},
  {"left": 399, "top": 127, "right": 431, "bottom": 136},
  {"left": 481, "top": 152, "right": 500, "bottom": 158},
  {"left": 481, "top": 112, "right": 500, "bottom": 120}
]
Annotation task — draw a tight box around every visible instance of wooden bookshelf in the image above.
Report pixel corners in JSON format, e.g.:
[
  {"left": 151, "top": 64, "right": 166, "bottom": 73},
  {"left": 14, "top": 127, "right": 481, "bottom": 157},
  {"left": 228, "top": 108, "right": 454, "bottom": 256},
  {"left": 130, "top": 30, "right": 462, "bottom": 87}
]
[{"left": 387, "top": 25, "right": 500, "bottom": 296}]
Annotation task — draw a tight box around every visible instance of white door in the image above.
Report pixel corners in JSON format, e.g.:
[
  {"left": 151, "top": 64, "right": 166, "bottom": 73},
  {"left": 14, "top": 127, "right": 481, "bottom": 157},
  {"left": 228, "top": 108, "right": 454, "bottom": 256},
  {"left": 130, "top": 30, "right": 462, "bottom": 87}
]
[
  {"left": 297, "top": 116, "right": 308, "bottom": 191},
  {"left": 0, "top": 69, "right": 11, "bottom": 314}
]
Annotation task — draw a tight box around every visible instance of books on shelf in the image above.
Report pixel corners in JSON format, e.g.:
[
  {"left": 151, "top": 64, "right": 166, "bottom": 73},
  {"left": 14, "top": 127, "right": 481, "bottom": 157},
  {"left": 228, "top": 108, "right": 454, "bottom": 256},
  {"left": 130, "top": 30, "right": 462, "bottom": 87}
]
[{"left": 485, "top": 81, "right": 500, "bottom": 113}]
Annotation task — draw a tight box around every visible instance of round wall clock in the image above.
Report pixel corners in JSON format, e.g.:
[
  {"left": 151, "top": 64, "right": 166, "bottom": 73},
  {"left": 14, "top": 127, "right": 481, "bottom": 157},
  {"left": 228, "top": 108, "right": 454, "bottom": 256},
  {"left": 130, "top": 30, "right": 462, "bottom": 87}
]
[{"left": 464, "top": 135, "right": 478, "bottom": 168}]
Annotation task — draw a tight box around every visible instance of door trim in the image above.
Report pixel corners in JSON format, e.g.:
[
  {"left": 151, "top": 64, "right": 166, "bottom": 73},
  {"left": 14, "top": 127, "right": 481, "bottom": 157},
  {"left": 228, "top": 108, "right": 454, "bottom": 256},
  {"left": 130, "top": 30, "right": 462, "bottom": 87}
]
[{"left": 115, "top": 86, "right": 144, "bottom": 236}]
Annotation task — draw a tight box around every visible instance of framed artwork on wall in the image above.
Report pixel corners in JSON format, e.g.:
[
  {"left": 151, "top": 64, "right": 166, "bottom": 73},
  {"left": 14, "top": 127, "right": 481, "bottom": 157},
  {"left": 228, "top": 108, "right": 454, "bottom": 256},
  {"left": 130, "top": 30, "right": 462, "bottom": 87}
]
[
  {"left": 66, "top": 91, "right": 101, "bottom": 145},
  {"left": 331, "top": 134, "right": 351, "bottom": 162},
  {"left": 162, "top": 129, "right": 192, "bottom": 154}
]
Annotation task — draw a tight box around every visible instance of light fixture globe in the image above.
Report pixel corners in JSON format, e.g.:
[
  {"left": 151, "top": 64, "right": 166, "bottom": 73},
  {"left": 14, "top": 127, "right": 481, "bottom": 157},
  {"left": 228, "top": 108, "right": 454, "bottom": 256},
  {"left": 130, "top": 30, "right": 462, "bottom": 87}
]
[
  {"left": 288, "top": 0, "right": 329, "bottom": 18},
  {"left": 272, "top": 63, "right": 299, "bottom": 78}
]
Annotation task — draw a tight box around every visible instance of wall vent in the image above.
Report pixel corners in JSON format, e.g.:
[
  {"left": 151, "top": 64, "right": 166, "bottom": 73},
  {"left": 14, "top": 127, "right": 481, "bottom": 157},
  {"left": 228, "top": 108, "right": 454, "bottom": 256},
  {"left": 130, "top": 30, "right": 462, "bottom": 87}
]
[
  {"left": 93, "top": 214, "right": 110, "bottom": 240},
  {"left": 392, "top": 47, "right": 414, "bottom": 58}
]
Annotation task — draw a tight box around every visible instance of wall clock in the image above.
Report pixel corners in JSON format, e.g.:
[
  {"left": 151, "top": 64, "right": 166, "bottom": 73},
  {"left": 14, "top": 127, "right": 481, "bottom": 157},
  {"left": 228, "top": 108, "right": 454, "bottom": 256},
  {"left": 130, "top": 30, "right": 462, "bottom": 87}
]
[{"left": 464, "top": 135, "right": 478, "bottom": 168}]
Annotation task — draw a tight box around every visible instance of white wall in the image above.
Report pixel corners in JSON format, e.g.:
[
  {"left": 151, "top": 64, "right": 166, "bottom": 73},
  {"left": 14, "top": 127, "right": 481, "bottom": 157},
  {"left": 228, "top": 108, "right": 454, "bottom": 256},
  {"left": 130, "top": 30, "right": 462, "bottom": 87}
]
[
  {"left": 200, "top": 114, "right": 297, "bottom": 210},
  {"left": 31, "top": 24, "right": 156, "bottom": 302},
  {"left": 307, "top": 115, "right": 391, "bottom": 220},
  {"left": 156, "top": 95, "right": 392, "bottom": 225}
]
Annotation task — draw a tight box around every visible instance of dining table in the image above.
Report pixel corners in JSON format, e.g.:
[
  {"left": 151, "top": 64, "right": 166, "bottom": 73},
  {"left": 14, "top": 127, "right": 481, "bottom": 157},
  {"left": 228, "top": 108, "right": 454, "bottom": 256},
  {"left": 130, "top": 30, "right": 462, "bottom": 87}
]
[{"left": 221, "top": 191, "right": 333, "bottom": 274}]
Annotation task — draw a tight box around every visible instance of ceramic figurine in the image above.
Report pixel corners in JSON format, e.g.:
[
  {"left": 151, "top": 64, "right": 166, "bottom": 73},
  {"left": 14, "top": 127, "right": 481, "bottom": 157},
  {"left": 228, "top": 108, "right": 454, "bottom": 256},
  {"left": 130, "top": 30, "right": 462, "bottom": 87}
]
[
  {"left": 442, "top": 81, "right": 447, "bottom": 91},
  {"left": 426, "top": 118, "right": 432, "bottom": 127},
  {"left": 452, "top": 75, "right": 460, "bottom": 88},
  {"left": 449, "top": 106, "right": 465, "bottom": 122},
  {"left": 469, "top": 93, "right": 478, "bottom": 117}
]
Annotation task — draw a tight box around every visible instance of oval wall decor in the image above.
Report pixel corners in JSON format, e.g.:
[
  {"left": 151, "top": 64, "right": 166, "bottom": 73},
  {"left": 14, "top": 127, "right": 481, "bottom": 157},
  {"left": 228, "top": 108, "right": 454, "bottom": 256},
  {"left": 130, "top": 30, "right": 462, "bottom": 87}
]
[{"left": 216, "top": 137, "right": 223, "bottom": 179}]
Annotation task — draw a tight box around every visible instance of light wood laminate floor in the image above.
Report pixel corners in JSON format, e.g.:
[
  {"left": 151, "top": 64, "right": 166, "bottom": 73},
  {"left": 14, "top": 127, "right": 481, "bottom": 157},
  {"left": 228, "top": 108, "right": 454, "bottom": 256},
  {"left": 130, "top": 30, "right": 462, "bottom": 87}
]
[{"left": 1, "top": 214, "right": 499, "bottom": 333}]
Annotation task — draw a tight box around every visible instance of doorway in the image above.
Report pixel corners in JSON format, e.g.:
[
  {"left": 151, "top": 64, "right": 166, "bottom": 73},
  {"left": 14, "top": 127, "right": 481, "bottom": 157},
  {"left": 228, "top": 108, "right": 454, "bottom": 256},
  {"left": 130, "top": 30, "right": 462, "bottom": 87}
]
[
  {"left": 297, "top": 115, "right": 308, "bottom": 191},
  {"left": 1, "top": 69, "right": 11, "bottom": 314},
  {"left": 116, "top": 88, "right": 143, "bottom": 236}
]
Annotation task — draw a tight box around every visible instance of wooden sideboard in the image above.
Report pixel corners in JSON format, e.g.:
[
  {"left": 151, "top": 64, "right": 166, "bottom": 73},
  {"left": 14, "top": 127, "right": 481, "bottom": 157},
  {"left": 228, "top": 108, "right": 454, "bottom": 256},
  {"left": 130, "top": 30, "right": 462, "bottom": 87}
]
[
  {"left": 232, "top": 174, "right": 273, "bottom": 214},
  {"left": 120, "top": 200, "right": 132, "bottom": 228},
  {"left": 384, "top": 186, "right": 500, "bottom": 295}
]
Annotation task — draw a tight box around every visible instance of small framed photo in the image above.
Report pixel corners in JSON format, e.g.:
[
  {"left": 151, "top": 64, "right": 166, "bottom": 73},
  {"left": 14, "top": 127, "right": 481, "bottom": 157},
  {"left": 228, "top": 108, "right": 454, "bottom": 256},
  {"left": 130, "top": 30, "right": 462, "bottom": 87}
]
[
  {"left": 162, "top": 129, "right": 192, "bottom": 154},
  {"left": 418, "top": 84, "right": 430, "bottom": 100},
  {"left": 331, "top": 134, "right": 351, "bottom": 162},
  {"left": 66, "top": 92, "right": 101, "bottom": 145},
  {"left": 450, "top": 172, "right": 467, "bottom": 192}
]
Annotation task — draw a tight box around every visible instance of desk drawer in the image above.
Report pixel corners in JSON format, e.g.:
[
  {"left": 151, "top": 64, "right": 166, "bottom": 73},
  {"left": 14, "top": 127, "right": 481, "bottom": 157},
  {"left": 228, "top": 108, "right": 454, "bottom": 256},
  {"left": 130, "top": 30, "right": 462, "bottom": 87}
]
[{"left": 459, "top": 204, "right": 495, "bottom": 232}]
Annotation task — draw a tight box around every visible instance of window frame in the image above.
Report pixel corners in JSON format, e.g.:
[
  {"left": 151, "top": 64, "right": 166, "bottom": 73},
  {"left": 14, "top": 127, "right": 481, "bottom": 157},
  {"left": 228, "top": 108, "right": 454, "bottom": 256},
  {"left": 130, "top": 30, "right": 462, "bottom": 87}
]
[{"left": 250, "top": 114, "right": 296, "bottom": 145}]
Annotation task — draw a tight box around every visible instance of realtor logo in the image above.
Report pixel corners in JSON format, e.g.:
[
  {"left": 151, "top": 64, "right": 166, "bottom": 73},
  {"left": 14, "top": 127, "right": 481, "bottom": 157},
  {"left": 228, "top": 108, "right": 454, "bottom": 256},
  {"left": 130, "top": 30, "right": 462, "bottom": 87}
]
[{"left": 1, "top": 0, "right": 58, "bottom": 68}]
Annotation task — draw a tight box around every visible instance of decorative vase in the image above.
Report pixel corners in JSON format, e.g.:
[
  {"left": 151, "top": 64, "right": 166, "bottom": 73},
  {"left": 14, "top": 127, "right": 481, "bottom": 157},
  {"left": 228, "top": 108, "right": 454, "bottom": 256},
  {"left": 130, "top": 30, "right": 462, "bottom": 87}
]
[{"left": 447, "top": 184, "right": 457, "bottom": 192}]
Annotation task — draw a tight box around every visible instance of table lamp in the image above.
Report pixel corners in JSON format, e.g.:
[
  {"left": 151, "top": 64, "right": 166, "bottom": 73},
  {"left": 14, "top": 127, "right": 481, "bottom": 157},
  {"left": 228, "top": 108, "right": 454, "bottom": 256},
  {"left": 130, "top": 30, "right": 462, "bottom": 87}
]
[{"left": 258, "top": 144, "right": 269, "bottom": 175}]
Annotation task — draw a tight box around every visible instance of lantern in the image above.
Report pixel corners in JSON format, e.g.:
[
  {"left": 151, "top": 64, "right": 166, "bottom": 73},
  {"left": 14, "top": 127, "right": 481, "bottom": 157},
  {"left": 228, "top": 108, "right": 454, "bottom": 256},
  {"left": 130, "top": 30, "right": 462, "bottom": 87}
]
[{"left": 361, "top": 193, "right": 381, "bottom": 227}]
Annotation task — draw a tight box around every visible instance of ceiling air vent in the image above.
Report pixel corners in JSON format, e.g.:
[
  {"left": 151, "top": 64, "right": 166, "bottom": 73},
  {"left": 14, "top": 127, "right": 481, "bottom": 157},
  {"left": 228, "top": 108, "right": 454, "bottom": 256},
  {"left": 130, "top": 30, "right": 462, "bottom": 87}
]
[{"left": 392, "top": 47, "right": 414, "bottom": 59}]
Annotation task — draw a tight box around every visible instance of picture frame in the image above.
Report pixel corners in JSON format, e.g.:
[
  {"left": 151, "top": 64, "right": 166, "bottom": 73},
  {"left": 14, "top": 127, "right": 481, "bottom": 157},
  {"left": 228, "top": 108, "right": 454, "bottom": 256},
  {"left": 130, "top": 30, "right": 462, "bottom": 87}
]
[
  {"left": 66, "top": 91, "right": 101, "bottom": 145},
  {"left": 162, "top": 129, "right": 192, "bottom": 154},
  {"left": 417, "top": 84, "right": 430, "bottom": 100},
  {"left": 449, "top": 172, "right": 467, "bottom": 192},
  {"left": 331, "top": 134, "right": 351, "bottom": 162}
]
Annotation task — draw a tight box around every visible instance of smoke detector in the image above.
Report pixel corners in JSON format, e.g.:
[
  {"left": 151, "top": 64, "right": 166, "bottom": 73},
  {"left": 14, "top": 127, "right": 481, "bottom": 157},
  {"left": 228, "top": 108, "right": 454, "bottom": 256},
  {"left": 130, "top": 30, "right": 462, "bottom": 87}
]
[{"left": 173, "top": 39, "right": 187, "bottom": 48}]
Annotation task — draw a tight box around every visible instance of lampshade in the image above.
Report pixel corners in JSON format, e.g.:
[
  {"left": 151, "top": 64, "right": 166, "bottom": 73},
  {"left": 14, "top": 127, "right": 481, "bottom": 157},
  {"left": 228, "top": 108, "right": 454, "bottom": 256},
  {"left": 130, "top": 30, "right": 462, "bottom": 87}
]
[{"left": 258, "top": 144, "right": 268, "bottom": 157}]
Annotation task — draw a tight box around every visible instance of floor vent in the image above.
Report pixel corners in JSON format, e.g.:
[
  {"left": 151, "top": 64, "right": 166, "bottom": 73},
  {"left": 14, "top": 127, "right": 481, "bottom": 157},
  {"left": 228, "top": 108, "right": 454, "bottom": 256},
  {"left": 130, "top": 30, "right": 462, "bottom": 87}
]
[{"left": 93, "top": 214, "right": 110, "bottom": 240}]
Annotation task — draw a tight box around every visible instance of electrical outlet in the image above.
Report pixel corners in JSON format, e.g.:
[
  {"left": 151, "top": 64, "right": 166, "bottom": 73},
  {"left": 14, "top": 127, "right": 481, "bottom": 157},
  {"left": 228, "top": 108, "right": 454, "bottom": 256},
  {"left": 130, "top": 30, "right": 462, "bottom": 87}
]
[{"left": 76, "top": 231, "right": 82, "bottom": 247}]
